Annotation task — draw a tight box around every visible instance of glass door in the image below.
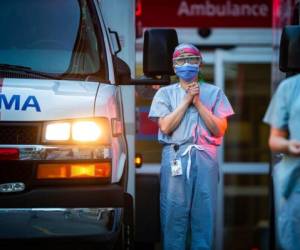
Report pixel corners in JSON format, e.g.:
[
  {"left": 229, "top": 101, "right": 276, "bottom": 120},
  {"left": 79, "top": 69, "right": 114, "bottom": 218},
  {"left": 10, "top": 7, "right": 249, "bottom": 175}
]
[{"left": 215, "top": 48, "right": 272, "bottom": 250}]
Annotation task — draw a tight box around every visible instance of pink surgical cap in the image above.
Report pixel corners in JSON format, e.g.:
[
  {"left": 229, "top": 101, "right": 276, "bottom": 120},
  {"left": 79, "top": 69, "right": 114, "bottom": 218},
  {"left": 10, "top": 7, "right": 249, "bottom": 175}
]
[{"left": 172, "top": 43, "right": 201, "bottom": 59}]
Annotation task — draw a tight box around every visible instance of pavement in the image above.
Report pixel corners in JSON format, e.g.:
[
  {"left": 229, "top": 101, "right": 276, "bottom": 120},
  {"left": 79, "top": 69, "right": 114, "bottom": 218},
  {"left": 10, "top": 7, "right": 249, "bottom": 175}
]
[{"left": 0, "top": 209, "right": 118, "bottom": 250}]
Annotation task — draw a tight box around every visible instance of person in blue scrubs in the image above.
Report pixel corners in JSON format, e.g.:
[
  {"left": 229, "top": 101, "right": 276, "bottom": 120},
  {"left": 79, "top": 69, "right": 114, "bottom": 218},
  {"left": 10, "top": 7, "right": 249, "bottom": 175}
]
[
  {"left": 149, "top": 43, "right": 234, "bottom": 250},
  {"left": 264, "top": 74, "right": 300, "bottom": 250}
]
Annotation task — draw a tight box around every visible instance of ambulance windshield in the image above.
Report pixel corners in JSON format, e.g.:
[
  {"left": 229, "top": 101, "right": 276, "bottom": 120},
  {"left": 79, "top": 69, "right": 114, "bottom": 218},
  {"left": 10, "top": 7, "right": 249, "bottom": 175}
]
[{"left": 0, "top": 0, "right": 105, "bottom": 80}]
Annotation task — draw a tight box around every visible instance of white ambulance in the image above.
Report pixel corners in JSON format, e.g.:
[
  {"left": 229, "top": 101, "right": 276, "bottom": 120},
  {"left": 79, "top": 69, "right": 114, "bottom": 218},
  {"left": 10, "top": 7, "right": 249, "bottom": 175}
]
[{"left": 0, "top": 0, "right": 177, "bottom": 249}]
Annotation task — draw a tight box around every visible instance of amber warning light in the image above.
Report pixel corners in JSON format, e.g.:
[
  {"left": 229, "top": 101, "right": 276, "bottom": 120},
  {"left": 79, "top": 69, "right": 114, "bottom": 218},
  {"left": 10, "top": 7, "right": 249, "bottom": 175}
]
[
  {"left": 37, "top": 163, "right": 111, "bottom": 179},
  {"left": 135, "top": 153, "right": 143, "bottom": 168}
]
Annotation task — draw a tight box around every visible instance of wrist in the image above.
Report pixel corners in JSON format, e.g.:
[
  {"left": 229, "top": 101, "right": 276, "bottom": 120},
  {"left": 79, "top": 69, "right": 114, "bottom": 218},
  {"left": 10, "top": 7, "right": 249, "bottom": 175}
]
[
  {"left": 183, "top": 97, "right": 192, "bottom": 107},
  {"left": 194, "top": 99, "right": 202, "bottom": 109},
  {"left": 284, "top": 140, "right": 293, "bottom": 155}
]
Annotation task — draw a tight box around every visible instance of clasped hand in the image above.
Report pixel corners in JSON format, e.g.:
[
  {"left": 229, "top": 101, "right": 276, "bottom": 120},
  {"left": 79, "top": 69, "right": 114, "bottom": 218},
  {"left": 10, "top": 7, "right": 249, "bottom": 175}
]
[{"left": 185, "top": 82, "right": 200, "bottom": 106}]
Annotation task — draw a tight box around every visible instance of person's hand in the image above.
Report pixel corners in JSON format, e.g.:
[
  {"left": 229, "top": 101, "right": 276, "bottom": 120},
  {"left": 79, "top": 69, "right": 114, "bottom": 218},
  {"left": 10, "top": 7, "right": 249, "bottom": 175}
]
[
  {"left": 192, "top": 94, "right": 201, "bottom": 107},
  {"left": 191, "top": 82, "right": 200, "bottom": 106},
  {"left": 288, "top": 140, "right": 300, "bottom": 156},
  {"left": 188, "top": 82, "right": 199, "bottom": 97},
  {"left": 185, "top": 82, "right": 199, "bottom": 104}
]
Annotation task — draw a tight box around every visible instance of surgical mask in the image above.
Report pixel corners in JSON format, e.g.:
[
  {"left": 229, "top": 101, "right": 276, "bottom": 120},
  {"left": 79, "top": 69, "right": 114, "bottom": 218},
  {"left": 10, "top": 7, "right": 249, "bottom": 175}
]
[{"left": 175, "top": 63, "right": 199, "bottom": 82}]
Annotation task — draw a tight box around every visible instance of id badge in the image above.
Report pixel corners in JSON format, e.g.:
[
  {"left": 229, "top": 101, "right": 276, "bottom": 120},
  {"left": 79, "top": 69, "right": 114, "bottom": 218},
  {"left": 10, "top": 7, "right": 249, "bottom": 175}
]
[{"left": 171, "top": 159, "right": 183, "bottom": 176}]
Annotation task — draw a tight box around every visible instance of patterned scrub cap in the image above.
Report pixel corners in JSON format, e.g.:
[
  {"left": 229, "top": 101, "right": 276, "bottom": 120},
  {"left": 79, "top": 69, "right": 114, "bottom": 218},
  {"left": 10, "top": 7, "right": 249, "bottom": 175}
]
[{"left": 172, "top": 43, "right": 201, "bottom": 59}]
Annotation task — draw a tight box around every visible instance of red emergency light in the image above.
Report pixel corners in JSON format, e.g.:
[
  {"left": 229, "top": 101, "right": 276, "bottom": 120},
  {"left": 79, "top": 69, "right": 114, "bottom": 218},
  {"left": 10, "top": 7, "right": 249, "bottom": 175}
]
[
  {"left": 0, "top": 148, "right": 19, "bottom": 160},
  {"left": 136, "top": 0, "right": 142, "bottom": 17}
]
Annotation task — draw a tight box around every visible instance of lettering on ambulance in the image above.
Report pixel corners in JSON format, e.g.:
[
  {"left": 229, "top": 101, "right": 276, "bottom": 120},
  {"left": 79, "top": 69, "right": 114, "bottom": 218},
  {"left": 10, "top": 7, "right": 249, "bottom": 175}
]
[
  {"left": 21, "top": 96, "right": 41, "bottom": 112},
  {"left": 177, "top": 0, "right": 269, "bottom": 17},
  {"left": 0, "top": 94, "right": 41, "bottom": 112}
]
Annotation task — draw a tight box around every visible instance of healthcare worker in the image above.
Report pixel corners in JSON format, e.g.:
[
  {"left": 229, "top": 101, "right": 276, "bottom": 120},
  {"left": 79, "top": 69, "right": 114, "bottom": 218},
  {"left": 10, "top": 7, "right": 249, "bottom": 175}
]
[
  {"left": 149, "top": 43, "right": 234, "bottom": 250},
  {"left": 264, "top": 74, "right": 300, "bottom": 250}
]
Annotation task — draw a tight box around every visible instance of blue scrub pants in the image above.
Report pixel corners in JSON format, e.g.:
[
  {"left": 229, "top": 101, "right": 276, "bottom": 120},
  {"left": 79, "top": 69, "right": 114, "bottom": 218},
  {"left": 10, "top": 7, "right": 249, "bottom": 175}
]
[
  {"left": 273, "top": 162, "right": 300, "bottom": 250},
  {"left": 160, "top": 145, "right": 219, "bottom": 250}
]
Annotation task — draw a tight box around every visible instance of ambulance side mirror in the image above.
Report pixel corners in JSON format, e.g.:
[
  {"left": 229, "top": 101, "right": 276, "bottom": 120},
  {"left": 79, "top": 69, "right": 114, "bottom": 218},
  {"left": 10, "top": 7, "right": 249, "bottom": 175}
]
[
  {"left": 279, "top": 25, "right": 300, "bottom": 76},
  {"left": 143, "top": 29, "right": 178, "bottom": 77},
  {"left": 115, "top": 29, "right": 178, "bottom": 85}
]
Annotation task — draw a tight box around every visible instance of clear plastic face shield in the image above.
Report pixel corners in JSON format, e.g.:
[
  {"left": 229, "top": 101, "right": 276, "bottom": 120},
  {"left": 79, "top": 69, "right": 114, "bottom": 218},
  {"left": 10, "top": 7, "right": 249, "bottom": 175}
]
[{"left": 172, "top": 56, "right": 202, "bottom": 66}]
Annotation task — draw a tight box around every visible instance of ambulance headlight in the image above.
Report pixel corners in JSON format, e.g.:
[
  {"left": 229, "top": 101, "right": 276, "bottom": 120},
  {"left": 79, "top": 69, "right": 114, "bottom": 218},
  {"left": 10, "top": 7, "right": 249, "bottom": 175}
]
[
  {"left": 45, "top": 122, "right": 71, "bottom": 141},
  {"left": 43, "top": 118, "right": 110, "bottom": 144},
  {"left": 72, "top": 121, "right": 101, "bottom": 142}
]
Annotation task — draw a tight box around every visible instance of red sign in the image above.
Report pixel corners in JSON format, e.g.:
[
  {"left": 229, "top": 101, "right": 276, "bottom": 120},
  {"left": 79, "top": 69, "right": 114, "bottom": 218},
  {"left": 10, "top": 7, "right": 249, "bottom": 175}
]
[
  {"left": 139, "top": 111, "right": 158, "bottom": 136},
  {"left": 273, "top": 0, "right": 295, "bottom": 28},
  {"left": 140, "top": 0, "right": 272, "bottom": 28}
]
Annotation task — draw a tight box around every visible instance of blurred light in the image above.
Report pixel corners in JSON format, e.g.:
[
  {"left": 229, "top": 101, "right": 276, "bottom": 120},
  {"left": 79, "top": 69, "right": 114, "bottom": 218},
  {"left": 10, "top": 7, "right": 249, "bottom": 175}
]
[
  {"left": 45, "top": 123, "right": 71, "bottom": 141},
  {"left": 72, "top": 121, "right": 101, "bottom": 142},
  {"left": 71, "top": 163, "right": 111, "bottom": 178},
  {"left": 37, "top": 164, "right": 67, "bottom": 179},
  {"left": 136, "top": 0, "right": 142, "bottom": 16},
  {"left": 0, "top": 148, "right": 19, "bottom": 160},
  {"left": 37, "top": 163, "right": 111, "bottom": 179},
  {"left": 135, "top": 153, "right": 143, "bottom": 168}
]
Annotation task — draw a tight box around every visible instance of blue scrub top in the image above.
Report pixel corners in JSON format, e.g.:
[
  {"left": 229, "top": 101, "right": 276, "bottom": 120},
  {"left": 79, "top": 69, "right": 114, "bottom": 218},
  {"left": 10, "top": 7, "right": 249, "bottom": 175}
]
[
  {"left": 264, "top": 74, "right": 300, "bottom": 141},
  {"left": 148, "top": 82, "right": 234, "bottom": 148},
  {"left": 264, "top": 74, "right": 300, "bottom": 197}
]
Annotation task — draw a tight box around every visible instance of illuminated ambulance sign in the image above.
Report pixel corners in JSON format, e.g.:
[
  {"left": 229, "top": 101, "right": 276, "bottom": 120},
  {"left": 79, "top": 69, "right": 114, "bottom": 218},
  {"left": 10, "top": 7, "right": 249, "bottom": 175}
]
[
  {"left": 177, "top": 1, "right": 269, "bottom": 18},
  {"left": 139, "top": 0, "right": 272, "bottom": 28}
]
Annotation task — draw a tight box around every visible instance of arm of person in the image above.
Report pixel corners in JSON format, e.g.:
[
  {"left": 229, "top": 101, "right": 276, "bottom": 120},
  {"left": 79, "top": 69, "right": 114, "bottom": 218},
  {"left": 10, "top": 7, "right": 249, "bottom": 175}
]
[
  {"left": 158, "top": 87, "right": 197, "bottom": 135},
  {"left": 193, "top": 97, "right": 227, "bottom": 137},
  {"left": 158, "top": 97, "right": 190, "bottom": 135},
  {"left": 269, "top": 127, "right": 300, "bottom": 156}
]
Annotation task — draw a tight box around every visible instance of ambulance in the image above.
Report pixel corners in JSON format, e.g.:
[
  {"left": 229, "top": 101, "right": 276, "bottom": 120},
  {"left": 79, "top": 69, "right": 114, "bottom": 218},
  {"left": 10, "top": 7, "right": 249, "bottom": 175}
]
[{"left": 0, "top": 0, "right": 177, "bottom": 249}]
